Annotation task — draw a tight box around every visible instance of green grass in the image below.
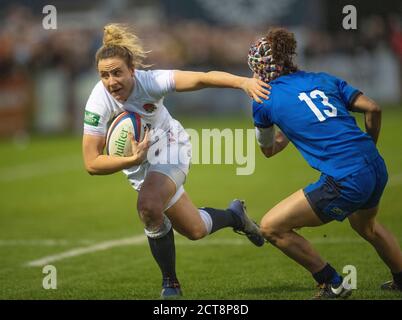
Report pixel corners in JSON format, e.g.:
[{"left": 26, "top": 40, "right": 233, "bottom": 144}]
[{"left": 0, "top": 107, "right": 402, "bottom": 300}]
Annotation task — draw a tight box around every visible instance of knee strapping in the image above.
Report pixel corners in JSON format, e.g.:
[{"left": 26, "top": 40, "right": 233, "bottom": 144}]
[{"left": 144, "top": 214, "right": 172, "bottom": 239}]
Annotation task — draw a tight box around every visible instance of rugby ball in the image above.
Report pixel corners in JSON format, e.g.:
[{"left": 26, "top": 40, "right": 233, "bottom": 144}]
[{"left": 106, "top": 111, "right": 145, "bottom": 157}]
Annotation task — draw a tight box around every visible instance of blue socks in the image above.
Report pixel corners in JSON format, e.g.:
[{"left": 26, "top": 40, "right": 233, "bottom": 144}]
[{"left": 313, "top": 263, "right": 342, "bottom": 286}]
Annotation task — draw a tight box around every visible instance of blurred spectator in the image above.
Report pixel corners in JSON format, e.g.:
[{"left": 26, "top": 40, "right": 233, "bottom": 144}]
[{"left": 0, "top": 1, "right": 400, "bottom": 137}]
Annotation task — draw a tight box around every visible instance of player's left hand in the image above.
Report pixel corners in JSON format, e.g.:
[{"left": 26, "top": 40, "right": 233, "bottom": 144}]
[{"left": 241, "top": 78, "right": 271, "bottom": 103}]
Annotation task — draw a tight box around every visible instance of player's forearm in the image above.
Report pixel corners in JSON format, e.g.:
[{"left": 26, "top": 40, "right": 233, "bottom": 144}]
[
  {"left": 174, "top": 70, "right": 268, "bottom": 102},
  {"left": 272, "top": 135, "right": 290, "bottom": 155},
  {"left": 85, "top": 154, "right": 142, "bottom": 175},
  {"left": 364, "top": 109, "right": 381, "bottom": 145},
  {"left": 174, "top": 71, "right": 244, "bottom": 91},
  {"left": 271, "top": 132, "right": 290, "bottom": 156},
  {"left": 261, "top": 131, "right": 289, "bottom": 158},
  {"left": 199, "top": 71, "right": 246, "bottom": 89},
  {"left": 351, "top": 94, "right": 382, "bottom": 144}
]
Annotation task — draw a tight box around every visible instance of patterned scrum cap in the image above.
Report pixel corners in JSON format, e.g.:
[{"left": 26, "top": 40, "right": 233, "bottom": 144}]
[{"left": 247, "top": 38, "right": 278, "bottom": 83}]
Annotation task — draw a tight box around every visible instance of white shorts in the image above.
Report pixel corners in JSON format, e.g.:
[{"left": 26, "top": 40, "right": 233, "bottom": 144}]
[{"left": 123, "top": 119, "right": 192, "bottom": 210}]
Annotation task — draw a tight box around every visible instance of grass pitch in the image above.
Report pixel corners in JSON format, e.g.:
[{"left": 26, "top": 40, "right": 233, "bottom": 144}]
[{"left": 0, "top": 107, "right": 401, "bottom": 300}]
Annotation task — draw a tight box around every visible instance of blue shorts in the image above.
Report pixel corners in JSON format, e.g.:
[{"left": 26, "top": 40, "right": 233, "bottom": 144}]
[{"left": 303, "top": 155, "right": 388, "bottom": 223}]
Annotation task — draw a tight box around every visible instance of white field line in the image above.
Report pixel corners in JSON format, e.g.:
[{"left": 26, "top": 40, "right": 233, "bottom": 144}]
[
  {"left": 0, "top": 239, "right": 95, "bottom": 246},
  {"left": 0, "top": 155, "right": 82, "bottom": 182},
  {"left": 25, "top": 235, "right": 147, "bottom": 267},
  {"left": 23, "top": 236, "right": 370, "bottom": 268}
]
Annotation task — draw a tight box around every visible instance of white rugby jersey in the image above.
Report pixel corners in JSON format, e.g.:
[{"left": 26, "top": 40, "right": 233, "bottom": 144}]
[{"left": 83, "top": 69, "right": 176, "bottom": 136}]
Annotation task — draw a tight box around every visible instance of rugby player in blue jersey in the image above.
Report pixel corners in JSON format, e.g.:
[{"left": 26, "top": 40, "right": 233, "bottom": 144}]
[{"left": 247, "top": 27, "right": 402, "bottom": 299}]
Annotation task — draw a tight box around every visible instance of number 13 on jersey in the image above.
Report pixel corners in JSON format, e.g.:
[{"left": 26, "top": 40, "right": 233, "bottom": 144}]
[{"left": 298, "top": 90, "right": 337, "bottom": 122}]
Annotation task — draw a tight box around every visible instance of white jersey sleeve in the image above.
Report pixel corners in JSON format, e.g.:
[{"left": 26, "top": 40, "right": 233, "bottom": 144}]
[
  {"left": 144, "top": 70, "right": 176, "bottom": 100},
  {"left": 83, "top": 82, "right": 114, "bottom": 136}
]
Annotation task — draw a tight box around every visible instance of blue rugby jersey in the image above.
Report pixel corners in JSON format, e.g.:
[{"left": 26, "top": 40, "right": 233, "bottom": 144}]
[{"left": 253, "top": 71, "right": 379, "bottom": 179}]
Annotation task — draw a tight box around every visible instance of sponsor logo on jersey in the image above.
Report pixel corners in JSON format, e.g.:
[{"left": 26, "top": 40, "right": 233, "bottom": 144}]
[
  {"left": 143, "top": 103, "right": 156, "bottom": 113},
  {"left": 84, "top": 111, "right": 101, "bottom": 126}
]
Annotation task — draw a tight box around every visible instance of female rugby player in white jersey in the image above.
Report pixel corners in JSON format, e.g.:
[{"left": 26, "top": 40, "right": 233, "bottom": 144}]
[{"left": 82, "top": 24, "right": 269, "bottom": 299}]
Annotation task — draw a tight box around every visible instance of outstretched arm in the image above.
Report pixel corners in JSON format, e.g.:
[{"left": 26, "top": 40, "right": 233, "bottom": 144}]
[
  {"left": 173, "top": 70, "right": 270, "bottom": 103},
  {"left": 350, "top": 94, "right": 381, "bottom": 144},
  {"left": 256, "top": 126, "right": 290, "bottom": 158}
]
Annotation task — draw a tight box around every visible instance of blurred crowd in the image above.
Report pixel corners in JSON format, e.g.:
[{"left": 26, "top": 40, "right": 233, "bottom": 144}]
[
  {"left": 1, "top": 4, "right": 401, "bottom": 77},
  {"left": 0, "top": 5, "right": 96, "bottom": 78},
  {"left": 304, "top": 14, "right": 402, "bottom": 60},
  {"left": 0, "top": 3, "right": 401, "bottom": 136}
]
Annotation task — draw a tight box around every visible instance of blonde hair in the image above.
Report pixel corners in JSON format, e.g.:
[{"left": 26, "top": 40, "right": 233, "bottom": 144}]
[{"left": 96, "top": 23, "right": 149, "bottom": 69}]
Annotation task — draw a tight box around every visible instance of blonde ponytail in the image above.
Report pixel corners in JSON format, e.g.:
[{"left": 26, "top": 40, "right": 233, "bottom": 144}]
[{"left": 96, "top": 23, "right": 150, "bottom": 69}]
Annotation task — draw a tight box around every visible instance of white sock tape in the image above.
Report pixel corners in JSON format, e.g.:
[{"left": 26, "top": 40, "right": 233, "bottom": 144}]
[{"left": 198, "top": 208, "right": 213, "bottom": 234}]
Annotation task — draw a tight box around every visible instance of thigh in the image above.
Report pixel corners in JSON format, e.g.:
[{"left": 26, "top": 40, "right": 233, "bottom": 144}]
[
  {"left": 138, "top": 171, "right": 177, "bottom": 212},
  {"left": 261, "top": 189, "right": 325, "bottom": 233},
  {"left": 348, "top": 206, "right": 378, "bottom": 233},
  {"left": 165, "top": 192, "right": 206, "bottom": 237}
]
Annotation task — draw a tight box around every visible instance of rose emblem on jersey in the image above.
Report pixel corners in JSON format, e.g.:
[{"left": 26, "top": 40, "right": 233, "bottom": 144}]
[{"left": 143, "top": 103, "right": 156, "bottom": 113}]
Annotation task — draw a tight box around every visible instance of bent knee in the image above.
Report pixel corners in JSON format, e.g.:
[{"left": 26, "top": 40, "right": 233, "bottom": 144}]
[
  {"left": 137, "top": 199, "right": 164, "bottom": 227},
  {"left": 184, "top": 225, "right": 207, "bottom": 241},
  {"left": 137, "top": 197, "right": 164, "bottom": 216},
  {"left": 352, "top": 224, "right": 377, "bottom": 241},
  {"left": 260, "top": 223, "right": 283, "bottom": 244}
]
